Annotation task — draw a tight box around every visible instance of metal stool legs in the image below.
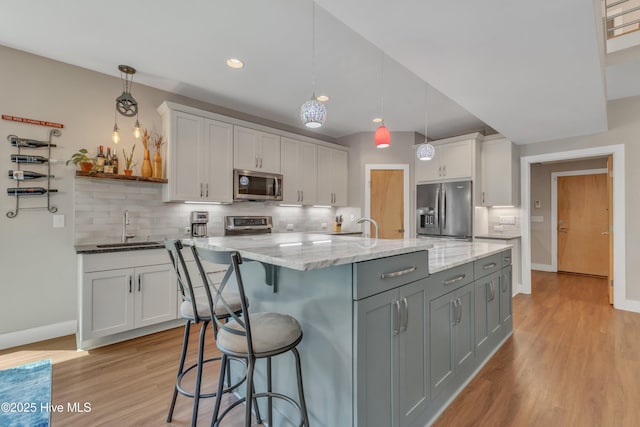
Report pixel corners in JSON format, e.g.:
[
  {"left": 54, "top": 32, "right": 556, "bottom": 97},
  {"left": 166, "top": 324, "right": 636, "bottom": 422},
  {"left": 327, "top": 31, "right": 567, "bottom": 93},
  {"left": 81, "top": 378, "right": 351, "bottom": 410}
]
[
  {"left": 211, "top": 353, "right": 309, "bottom": 427},
  {"left": 167, "top": 319, "right": 210, "bottom": 427}
]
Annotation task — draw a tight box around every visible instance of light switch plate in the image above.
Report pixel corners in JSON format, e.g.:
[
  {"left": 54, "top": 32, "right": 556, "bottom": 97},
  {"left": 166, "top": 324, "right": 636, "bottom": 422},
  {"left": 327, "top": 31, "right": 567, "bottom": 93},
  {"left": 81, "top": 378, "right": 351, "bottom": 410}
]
[{"left": 53, "top": 214, "right": 65, "bottom": 228}]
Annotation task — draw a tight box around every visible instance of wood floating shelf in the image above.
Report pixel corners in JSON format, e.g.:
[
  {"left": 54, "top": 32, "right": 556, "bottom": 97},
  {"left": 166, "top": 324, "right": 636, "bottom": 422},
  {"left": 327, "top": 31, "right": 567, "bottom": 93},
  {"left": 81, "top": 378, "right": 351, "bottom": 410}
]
[{"left": 75, "top": 171, "right": 167, "bottom": 184}]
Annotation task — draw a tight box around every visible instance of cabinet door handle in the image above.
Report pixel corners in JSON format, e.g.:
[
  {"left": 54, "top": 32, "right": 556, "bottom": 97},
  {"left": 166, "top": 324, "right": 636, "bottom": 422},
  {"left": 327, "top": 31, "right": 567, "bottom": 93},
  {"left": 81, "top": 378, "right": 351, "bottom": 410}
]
[
  {"left": 301, "top": 190, "right": 303, "bottom": 202},
  {"left": 451, "top": 299, "right": 458, "bottom": 326},
  {"left": 380, "top": 266, "right": 417, "bottom": 279},
  {"left": 255, "top": 156, "right": 258, "bottom": 168},
  {"left": 200, "top": 183, "right": 203, "bottom": 198},
  {"left": 129, "top": 275, "right": 132, "bottom": 293},
  {"left": 443, "top": 165, "right": 446, "bottom": 176},
  {"left": 205, "top": 183, "right": 209, "bottom": 198},
  {"left": 482, "top": 262, "right": 497, "bottom": 270},
  {"left": 444, "top": 274, "right": 465, "bottom": 286},
  {"left": 482, "top": 191, "right": 485, "bottom": 205},
  {"left": 393, "top": 300, "right": 401, "bottom": 335},
  {"left": 456, "top": 297, "right": 463, "bottom": 325},
  {"left": 400, "top": 297, "right": 408, "bottom": 333},
  {"left": 504, "top": 256, "right": 511, "bottom": 263},
  {"left": 488, "top": 280, "right": 495, "bottom": 301},
  {"left": 138, "top": 275, "right": 141, "bottom": 292}
]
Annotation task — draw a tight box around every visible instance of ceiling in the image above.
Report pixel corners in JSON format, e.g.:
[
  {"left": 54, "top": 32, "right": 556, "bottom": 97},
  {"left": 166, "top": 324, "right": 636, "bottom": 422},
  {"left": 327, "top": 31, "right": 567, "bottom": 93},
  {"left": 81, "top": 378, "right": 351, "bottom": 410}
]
[{"left": 0, "top": 0, "right": 632, "bottom": 144}]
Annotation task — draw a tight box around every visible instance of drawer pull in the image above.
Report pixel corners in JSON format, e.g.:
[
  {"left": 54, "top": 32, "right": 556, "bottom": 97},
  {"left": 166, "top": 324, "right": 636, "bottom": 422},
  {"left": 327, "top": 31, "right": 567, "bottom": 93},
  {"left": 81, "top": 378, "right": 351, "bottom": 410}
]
[
  {"left": 380, "top": 266, "right": 417, "bottom": 279},
  {"left": 444, "top": 274, "right": 466, "bottom": 286},
  {"left": 504, "top": 257, "right": 511, "bottom": 262},
  {"left": 482, "top": 262, "right": 497, "bottom": 270}
]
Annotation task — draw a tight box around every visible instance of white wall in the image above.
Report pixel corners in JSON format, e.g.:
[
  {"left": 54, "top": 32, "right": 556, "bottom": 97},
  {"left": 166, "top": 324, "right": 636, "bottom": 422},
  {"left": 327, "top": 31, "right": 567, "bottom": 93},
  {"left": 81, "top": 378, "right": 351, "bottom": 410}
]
[
  {"left": 519, "top": 95, "right": 640, "bottom": 301},
  {"left": 0, "top": 45, "right": 341, "bottom": 342}
]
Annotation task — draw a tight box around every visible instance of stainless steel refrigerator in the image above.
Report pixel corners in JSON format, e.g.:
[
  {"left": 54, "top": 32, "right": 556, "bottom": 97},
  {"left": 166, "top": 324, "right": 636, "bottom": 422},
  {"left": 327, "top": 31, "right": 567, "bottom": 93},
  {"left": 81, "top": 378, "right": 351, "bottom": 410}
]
[{"left": 416, "top": 180, "right": 472, "bottom": 239}]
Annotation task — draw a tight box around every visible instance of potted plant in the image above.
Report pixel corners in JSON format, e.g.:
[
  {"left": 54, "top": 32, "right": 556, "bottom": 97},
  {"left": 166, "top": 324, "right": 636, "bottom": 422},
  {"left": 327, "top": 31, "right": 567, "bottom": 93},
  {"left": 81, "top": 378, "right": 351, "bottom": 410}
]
[
  {"left": 66, "top": 148, "right": 96, "bottom": 172},
  {"left": 122, "top": 144, "right": 137, "bottom": 176}
]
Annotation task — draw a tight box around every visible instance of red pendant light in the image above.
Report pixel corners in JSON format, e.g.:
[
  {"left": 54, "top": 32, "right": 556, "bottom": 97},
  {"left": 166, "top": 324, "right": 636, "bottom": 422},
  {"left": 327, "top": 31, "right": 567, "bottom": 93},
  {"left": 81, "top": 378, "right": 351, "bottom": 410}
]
[{"left": 375, "top": 124, "right": 390, "bottom": 148}]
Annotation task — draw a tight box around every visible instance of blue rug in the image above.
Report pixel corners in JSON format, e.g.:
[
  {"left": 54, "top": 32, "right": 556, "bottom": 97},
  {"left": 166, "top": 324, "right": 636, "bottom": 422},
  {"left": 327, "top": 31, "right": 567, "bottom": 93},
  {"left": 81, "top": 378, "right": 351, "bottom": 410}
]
[{"left": 0, "top": 359, "right": 51, "bottom": 427}]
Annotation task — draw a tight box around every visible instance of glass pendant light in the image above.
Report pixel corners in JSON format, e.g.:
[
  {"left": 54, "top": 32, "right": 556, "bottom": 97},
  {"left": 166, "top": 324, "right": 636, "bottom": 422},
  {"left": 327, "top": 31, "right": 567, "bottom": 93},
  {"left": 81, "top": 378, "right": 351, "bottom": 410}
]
[
  {"left": 300, "top": 2, "right": 327, "bottom": 128},
  {"left": 416, "top": 84, "right": 435, "bottom": 160},
  {"left": 375, "top": 51, "right": 390, "bottom": 148}
]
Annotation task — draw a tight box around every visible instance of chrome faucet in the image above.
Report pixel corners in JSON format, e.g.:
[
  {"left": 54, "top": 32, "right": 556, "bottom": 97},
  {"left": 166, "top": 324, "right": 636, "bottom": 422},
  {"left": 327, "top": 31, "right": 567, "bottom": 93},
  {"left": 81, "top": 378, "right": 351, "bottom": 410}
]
[
  {"left": 356, "top": 217, "right": 379, "bottom": 239},
  {"left": 122, "top": 210, "right": 136, "bottom": 243}
]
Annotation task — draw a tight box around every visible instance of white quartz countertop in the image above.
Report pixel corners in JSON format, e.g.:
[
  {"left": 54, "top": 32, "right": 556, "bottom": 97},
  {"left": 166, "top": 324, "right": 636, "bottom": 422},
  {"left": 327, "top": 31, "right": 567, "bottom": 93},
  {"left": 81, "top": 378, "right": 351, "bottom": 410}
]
[
  {"left": 416, "top": 237, "right": 513, "bottom": 273},
  {"left": 186, "top": 233, "right": 511, "bottom": 273}
]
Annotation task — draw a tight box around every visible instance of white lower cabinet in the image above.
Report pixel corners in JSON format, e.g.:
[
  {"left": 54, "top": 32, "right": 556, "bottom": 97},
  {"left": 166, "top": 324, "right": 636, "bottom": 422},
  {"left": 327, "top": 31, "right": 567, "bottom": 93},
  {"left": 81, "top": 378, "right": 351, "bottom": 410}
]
[{"left": 79, "top": 250, "right": 177, "bottom": 349}]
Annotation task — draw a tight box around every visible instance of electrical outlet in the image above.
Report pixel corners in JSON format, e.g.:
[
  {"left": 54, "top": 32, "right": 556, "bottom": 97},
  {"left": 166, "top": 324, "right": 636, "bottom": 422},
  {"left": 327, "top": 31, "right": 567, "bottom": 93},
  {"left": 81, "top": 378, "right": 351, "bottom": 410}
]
[
  {"left": 53, "top": 214, "right": 65, "bottom": 228},
  {"left": 321, "top": 222, "right": 327, "bottom": 230},
  {"left": 498, "top": 215, "right": 516, "bottom": 225},
  {"left": 185, "top": 226, "right": 191, "bottom": 234},
  {"left": 286, "top": 223, "right": 294, "bottom": 231}
]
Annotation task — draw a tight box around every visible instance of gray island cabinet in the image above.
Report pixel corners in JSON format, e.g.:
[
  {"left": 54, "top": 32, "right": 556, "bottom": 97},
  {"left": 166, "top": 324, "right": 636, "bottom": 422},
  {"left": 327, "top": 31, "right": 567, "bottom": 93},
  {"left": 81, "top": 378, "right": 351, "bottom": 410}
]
[{"left": 190, "top": 234, "right": 513, "bottom": 427}]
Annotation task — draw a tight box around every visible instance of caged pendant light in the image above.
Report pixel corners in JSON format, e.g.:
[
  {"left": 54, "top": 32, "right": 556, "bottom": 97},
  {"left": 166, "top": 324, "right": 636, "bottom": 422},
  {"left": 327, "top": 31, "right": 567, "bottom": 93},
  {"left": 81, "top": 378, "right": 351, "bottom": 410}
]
[
  {"left": 300, "top": 1, "right": 327, "bottom": 128},
  {"left": 416, "top": 84, "right": 435, "bottom": 160},
  {"left": 374, "top": 51, "right": 390, "bottom": 148}
]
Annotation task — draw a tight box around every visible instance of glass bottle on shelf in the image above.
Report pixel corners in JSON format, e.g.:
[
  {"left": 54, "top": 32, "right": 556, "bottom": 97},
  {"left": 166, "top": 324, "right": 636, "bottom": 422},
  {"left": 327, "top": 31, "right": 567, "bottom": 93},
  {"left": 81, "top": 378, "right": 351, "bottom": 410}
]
[
  {"left": 96, "top": 145, "right": 106, "bottom": 173},
  {"left": 104, "top": 147, "right": 113, "bottom": 174},
  {"left": 111, "top": 147, "right": 119, "bottom": 174}
]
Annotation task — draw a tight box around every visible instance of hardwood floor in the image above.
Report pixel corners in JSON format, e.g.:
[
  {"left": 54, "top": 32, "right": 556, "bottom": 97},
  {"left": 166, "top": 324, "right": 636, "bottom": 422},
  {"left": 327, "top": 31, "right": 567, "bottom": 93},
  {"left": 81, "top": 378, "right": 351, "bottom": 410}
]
[
  {"left": 2, "top": 271, "right": 640, "bottom": 426},
  {"left": 434, "top": 271, "right": 640, "bottom": 427}
]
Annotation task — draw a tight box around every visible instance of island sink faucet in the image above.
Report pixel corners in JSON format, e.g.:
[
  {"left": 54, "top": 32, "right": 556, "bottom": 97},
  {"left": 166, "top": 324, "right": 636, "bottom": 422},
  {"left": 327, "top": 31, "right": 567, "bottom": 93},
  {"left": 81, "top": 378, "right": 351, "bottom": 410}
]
[
  {"left": 122, "top": 209, "right": 136, "bottom": 243},
  {"left": 356, "top": 217, "right": 379, "bottom": 239}
]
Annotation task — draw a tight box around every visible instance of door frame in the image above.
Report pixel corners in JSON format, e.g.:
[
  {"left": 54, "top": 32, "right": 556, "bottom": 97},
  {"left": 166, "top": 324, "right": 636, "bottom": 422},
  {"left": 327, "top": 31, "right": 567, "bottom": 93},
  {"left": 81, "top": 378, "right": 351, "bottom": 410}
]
[
  {"left": 364, "top": 164, "right": 410, "bottom": 239},
  {"left": 550, "top": 168, "right": 607, "bottom": 272},
  {"left": 520, "top": 144, "right": 634, "bottom": 312}
]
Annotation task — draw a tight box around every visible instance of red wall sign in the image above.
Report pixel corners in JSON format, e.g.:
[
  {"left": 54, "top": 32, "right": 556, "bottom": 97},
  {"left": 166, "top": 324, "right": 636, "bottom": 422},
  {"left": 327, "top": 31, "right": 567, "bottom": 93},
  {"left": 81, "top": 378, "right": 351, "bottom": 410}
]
[{"left": 2, "top": 114, "right": 64, "bottom": 128}]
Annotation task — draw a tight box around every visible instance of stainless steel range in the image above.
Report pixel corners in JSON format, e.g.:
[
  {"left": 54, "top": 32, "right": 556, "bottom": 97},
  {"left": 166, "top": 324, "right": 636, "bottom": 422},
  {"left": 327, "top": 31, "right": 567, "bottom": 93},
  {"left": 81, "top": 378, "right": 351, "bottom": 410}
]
[{"left": 224, "top": 216, "right": 273, "bottom": 236}]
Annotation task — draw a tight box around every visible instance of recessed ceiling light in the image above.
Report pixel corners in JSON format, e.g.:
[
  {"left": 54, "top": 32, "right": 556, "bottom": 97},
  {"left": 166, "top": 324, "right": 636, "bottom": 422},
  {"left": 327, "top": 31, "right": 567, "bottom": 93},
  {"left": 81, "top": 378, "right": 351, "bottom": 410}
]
[
  {"left": 316, "top": 95, "right": 329, "bottom": 102},
  {"left": 372, "top": 117, "right": 383, "bottom": 124},
  {"left": 226, "top": 58, "right": 244, "bottom": 69}
]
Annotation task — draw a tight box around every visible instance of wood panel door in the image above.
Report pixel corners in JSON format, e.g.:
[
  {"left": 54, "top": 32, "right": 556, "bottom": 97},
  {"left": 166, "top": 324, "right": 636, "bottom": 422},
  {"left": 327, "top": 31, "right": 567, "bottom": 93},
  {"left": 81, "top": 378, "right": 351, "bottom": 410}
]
[
  {"left": 371, "top": 169, "right": 404, "bottom": 239},
  {"left": 557, "top": 174, "right": 608, "bottom": 276}
]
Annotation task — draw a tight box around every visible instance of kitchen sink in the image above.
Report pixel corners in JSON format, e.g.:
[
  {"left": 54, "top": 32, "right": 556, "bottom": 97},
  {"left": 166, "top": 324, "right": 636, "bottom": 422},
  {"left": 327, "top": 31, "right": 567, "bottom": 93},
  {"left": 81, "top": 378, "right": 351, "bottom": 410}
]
[{"left": 95, "top": 241, "right": 163, "bottom": 248}]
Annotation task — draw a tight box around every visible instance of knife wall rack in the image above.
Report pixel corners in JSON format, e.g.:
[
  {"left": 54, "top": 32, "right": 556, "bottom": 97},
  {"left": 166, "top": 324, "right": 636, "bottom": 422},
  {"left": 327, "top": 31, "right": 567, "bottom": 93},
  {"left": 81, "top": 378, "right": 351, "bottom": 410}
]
[{"left": 6, "top": 129, "right": 60, "bottom": 218}]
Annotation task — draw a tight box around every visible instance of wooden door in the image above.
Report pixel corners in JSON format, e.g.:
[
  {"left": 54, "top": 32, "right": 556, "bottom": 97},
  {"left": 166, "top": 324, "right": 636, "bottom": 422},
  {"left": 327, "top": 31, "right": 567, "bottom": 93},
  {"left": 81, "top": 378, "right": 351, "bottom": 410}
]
[
  {"left": 557, "top": 174, "right": 608, "bottom": 276},
  {"left": 371, "top": 169, "right": 404, "bottom": 239},
  {"left": 607, "top": 155, "right": 614, "bottom": 304}
]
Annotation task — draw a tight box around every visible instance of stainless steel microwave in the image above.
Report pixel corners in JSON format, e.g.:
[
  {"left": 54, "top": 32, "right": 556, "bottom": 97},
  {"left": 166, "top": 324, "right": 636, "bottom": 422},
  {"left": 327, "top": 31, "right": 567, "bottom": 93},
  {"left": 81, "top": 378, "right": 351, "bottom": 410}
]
[{"left": 233, "top": 169, "right": 283, "bottom": 201}]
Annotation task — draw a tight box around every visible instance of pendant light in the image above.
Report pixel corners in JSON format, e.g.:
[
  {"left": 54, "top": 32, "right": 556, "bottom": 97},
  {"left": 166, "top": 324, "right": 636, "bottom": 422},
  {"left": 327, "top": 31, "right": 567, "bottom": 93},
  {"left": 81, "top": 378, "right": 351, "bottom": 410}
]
[
  {"left": 112, "top": 65, "right": 140, "bottom": 143},
  {"left": 300, "top": 1, "right": 327, "bottom": 128},
  {"left": 416, "top": 84, "right": 435, "bottom": 160},
  {"left": 375, "top": 51, "right": 390, "bottom": 148}
]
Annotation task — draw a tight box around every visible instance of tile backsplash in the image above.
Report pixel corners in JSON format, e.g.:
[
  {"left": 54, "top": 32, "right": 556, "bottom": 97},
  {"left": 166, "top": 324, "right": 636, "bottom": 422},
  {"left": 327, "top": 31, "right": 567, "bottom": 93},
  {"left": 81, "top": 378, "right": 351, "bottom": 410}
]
[
  {"left": 74, "top": 179, "right": 351, "bottom": 244},
  {"left": 487, "top": 207, "right": 521, "bottom": 234}
]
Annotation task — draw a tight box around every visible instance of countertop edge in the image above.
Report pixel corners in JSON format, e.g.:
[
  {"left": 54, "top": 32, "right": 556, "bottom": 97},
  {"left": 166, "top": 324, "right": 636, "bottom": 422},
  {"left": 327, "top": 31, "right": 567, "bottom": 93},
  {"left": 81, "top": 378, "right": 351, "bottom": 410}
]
[{"left": 428, "top": 243, "right": 512, "bottom": 274}]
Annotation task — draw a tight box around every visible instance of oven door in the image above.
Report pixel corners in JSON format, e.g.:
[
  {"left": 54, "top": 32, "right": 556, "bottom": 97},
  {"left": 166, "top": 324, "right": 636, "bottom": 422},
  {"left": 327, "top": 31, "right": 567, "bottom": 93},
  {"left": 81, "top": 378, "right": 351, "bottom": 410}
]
[{"left": 233, "top": 169, "right": 283, "bottom": 201}]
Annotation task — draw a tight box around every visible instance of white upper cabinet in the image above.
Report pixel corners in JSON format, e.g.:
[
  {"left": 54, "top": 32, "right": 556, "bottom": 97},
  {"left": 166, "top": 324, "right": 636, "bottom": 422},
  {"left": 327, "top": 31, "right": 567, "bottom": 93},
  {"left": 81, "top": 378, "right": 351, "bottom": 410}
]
[
  {"left": 415, "top": 139, "right": 475, "bottom": 183},
  {"left": 281, "top": 137, "right": 318, "bottom": 205},
  {"left": 160, "top": 106, "right": 233, "bottom": 203},
  {"left": 234, "top": 126, "right": 281, "bottom": 174},
  {"left": 317, "top": 146, "right": 348, "bottom": 206},
  {"left": 480, "top": 137, "right": 520, "bottom": 207}
]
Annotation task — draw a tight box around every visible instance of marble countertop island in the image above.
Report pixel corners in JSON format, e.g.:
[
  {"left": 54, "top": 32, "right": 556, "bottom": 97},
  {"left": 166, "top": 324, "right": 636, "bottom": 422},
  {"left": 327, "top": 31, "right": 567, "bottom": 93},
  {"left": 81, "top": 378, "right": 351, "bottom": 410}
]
[{"left": 187, "top": 233, "right": 511, "bottom": 273}]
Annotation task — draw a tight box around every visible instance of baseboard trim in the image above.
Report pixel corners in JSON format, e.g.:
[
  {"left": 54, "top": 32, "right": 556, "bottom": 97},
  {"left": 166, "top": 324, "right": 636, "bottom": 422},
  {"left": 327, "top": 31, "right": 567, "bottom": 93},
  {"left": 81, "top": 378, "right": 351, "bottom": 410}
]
[
  {"left": 531, "top": 263, "right": 555, "bottom": 272},
  {"left": 615, "top": 298, "right": 640, "bottom": 314},
  {"left": 0, "top": 320, "right": 77, "bottom": 350}
]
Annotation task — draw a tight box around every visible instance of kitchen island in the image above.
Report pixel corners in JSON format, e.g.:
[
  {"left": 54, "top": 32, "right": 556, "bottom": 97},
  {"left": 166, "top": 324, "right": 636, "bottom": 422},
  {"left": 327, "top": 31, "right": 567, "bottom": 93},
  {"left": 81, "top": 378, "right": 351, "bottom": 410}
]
[{"left": 189, "top": 234, "right": 513, "bottom": 427}]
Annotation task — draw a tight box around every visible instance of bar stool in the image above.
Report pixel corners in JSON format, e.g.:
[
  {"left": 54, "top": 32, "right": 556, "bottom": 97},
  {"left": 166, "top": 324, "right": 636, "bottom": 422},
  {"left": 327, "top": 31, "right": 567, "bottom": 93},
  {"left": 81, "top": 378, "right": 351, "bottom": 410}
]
[
  {"left": 164, "top": 240, "right": 261, "bottom": 427},
  {"left": 192, "top": 247, "right": 310, "bottom": 427}
]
